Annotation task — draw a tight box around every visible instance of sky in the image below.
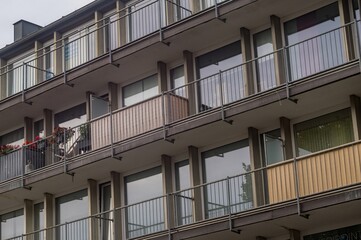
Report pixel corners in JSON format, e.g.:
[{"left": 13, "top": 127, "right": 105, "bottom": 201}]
[{"left": 0, "top": 0, "right": 95, "bottom": 49}]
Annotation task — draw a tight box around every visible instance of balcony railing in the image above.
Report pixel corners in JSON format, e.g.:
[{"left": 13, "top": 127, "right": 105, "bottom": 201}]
[{"left": 5, "top": 140, "right": 361, "bottom": 240}]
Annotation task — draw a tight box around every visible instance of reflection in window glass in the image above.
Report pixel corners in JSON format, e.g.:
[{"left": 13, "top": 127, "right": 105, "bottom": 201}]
[
  {"left": 0, "top": 209, "right": 24, "bottom": 239},
  {"left": 125, "top": 167, "right": 164, "bottom": 238},
  {"left": 170, "top": 66, "right": 186, "bottom": 97},
  {"left": 34, "top": 119, "right": 45, "bottom": 138},
  {"left": 262, "top": 129, "right": 284, "bottom": 165},
  {"left": 54, "top": 103, "right": 87, "bottom": 129},
  {"left": 254, "top": 29, "right": 276, "bottom": 92},
  {"left": 123, "top": 75, "right": 158, "bottom": 107},
  {"left": 294, "top": 109, "right": 354, "bottom": 156},
  {"left": 56, "top": 189, "right": 89, "bottom": 240},
  {"left": 202, "top": 140, "right": 253, "bottom": 218},
  {"left": 175, "top": 160, "right": 192, "bottom": 225},
  {"left": 100, "top": 183, "right": 112, "bottom": 240},
  {"left": 284, "top": 3, "right": 344, "bottom": 81},
  {"left": 0, "top": 127, "right": 24, "bottom": 146},
  {"left": 196, "top": 41, "right": 243, "bottom": 111},
  {"left": 34, "top": 202, "right": 44, "bottom": 240}
]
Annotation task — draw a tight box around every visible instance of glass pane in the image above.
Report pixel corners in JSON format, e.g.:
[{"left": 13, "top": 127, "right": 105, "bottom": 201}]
[
  {"left": 34, "top": 119, "right": 45, "bottom": 139},
  {"left": 254, "top": 29, "right": 276, "bottom": 92},
  {"left": 0, "top": 209, "right": 24, "bottom": 239},
  {"left": 100, "top": 183, "right": 112, "bottom": 240},
  {"left": 54, "top": 103, "right": 87, "bottom": 128},
  {"left": 123, "top": 75, "right": 158, "bottom": 107},
  {"left": 125, "top": 167, "right": 164, "bottom": 238},
  {"left": 295, "top": 108, "right": 354, "bottom": 156},
  {"left": 91, "top": 95, "right": 109, "bottom": 119},
  {"left": 197, "top": 41, "right": 243, "bottom": 111},
  {"left": 284, "top": 3, "right": 344, "bottom": 81},
  {"left": 0, "top": 127, "right": 24, "bottom": 146},
  {"left": 170, "top": 66, "right": 186, "bottom": 97},
  {"left": 142, "top": 75, "right": 158, "bottom": 99},
  {"left": 175, "top": 160, "right": 192, "bottom": 226},
  {"left": 202, "top": 140, "right": 253, "bottom": 218},
  {"left": 263, "top": 129, "right": 284, "bottom": 165},
  {"left": 56, "top": 189, "right": 89, "bottom": 240},
  {"left": 34, "top": 202, "right": 44, "bottom": 240}
]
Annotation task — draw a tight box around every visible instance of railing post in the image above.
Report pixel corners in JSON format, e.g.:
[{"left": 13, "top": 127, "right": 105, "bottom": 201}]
[
  {"left": 292, "top": 157, "right": 302, "bottom": 216},
  {"left": 109, "top": 101, "right": 114, "bottom": 157},
  {"left": 218, "top": 70, "right": 225, "bottom": 120},
  {"left": 162, "top": 92, "right": 167, "bottom": 140},
  {"left": 63, "top": 129, "right": 67, "bottom": 173},
  {"left": 62, "top": 40, "right": 67, "bottom": 85},
  {"left": 22, "top": 62, "right": 26, "bottom": 102},
  {"left": 108, "top": 19, "right": 113, "bottom": 63},
  {"left": 283, "top": 47, "right": 291, "bottom": 98},
  {"left": 166, "top": 194, "right": 172, "bottom": 240},
  {"left": 354, "top": 20, "right": 361, "bottom": 71},
  {"left": 65, "top": 222, "right": 68, "bottom": 240}
]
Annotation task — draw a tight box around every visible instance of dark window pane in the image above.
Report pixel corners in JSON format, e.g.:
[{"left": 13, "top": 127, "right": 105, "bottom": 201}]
[{"left": 54, "top": 103, "right": 86, "bottom": 128}]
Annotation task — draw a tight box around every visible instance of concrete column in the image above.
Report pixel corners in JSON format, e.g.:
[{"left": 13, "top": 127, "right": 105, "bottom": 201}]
[
  {"left": 53, "top": 32, "right": 63, "bottom": 75},
  {"left": 95, "top": 11, "right": 105, "bottom": 57},
  {"left": 165, "top": 0, "right": 176, "bottom": 25},
  {"left": 339, "top": 0, "right": 356, "bottom": 61},
  {"left": 111, "top": 171, "right": 122, "bottom": 240},
  {"left": 35, "top": 41, "right": 44, "bottom": 83},
  {"left": 116, "top": 0, "right": 127, "bottom": 47},
  {"left": 108, "top": 82, "right": 119, "bottom": 111},
  {"left": 240, "top": 27, "right": 255, "bottom": 95},
  {"left": 280, "top": 117, "right": 293, "bottom": 160},
  {"left": 24, "top": 117, "right": 34, "bottom": 142},
  {"left": 24, "top": 199, "right": 34, "bottom": 234},
  {"left": 162, "top": 155, "right": 174, "bottom": 228},
  {"left": 289, "top": 229, "right": 301, "bottom": 240},
  {"left": 188, "top": 146, "right": 202, "bottom": 221},
  {"left": 350, "top": 95, "right": 361, "bottom": 140},
  {"left": 44, "top": 109, "right": 53, "bottom": 165},
  {"left": 0, "top": 58, "right": 7, "bottom": 100},
  {"left": 86, "top": 92, "right": 92, "bottom": 122},
  {"left": 44, "top": 193, "right": 54, "bottom": 240},
  {"left": 88, "top": 179, "right": 98, "bottom": 240},
  {"left": 191, "top": 0, "right": 201, "bottom": 13},
  {"left": 270, "top": 15, "right": 285, "bottom": 85},
  {"left": 248, "top": 127, "right": 265, "bottom": 207},
  {"left": 183, "top": 50, "right": 197, "bottom": 115}
]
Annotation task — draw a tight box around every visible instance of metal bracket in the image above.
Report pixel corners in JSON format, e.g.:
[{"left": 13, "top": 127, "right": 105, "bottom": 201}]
[
  {"left": 231, "top": 229, "right": 241, "bottom": 235},
  {"left": 288, "top": 98, "right": 298, "bottom": 104},
  {"left": 164, "top": 138, "right": 175, "bottom": 144},
  {"left": 22, "top": 185, "right": 32, "bottom": 191},
  {"left": 65, "top": 82, "right": 75, "bottom": 88},
  {"left": 23, "top": 101, "right": 33, "bottom": 105},
  {"left": 300, "top": 214, "right": 310, "bottom": 219},
  {"left": 217, "top": 17, "right": 227, "bottom": 23},
  {"left": 162, "top": 41, "right": 171, "bottom": 46},
  {"left": 223, "top": 118, "right": 233, "bottom": 125},
  {"left": 110, "top": 62, "right": 120, "bottom": 68}
]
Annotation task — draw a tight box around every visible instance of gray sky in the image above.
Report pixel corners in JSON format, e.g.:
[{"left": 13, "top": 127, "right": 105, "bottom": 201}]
[{"left": 0, "top": 0, "right": 94, "bottom": 49}]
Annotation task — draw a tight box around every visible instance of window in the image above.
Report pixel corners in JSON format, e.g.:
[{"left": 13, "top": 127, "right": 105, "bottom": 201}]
[
  {"left": 261, "top": 129, "right": 284, "bottom": 165},
  {"left": 44, "top": 46, "right": 54, "bottom": 80},
  {"left": 34, "top": 202, "right": 44, "bottom": 240},
  {"left": 0, "top": 209, "right": 24, "bottom": 239},
  {"left": 254, "top": 29, "right": 276, "bottom": 92},
  {"left": 285, "top": 3, "right": 344, "bottom": 81},
  {"left": 202, "top": 140, "right": 253, "bottom": 218},
  {"left": 196, "top": 41, "right": 243, "bottom": 111},
  {"left": 0, "top": 127, "right": 24, "bottom": 146},
  {"left": 125, "top": 167, "right": 164, "bottom": 238},
  {"left": 123, "top": 75, "right": 158, "bottom": 107},
  {"left": 294, "top": 108, "right": 354, "bottom": 156},
  {"left": 54, "top": 103, "right": 87, "bottom": 128},
  {"left": 175, "top": 160, "right": 192, "bottom": 225},
  {"left": 91, "top": 94, "right": 109, "bottom": 119},
  {"left": 172, "top": 0, "right": 192, "bottom": 21},
  {"left": 34, "top": 119, "right": 44, "bottom": 138},
  {"left": 56, "top": 189, "right": 89, "bottom": 239},
  {"left": 170, "top": 65, "right": 186, "bottom": 97},
  {"left": 100, "top": 183, "right": 112, "bottom": 240}
]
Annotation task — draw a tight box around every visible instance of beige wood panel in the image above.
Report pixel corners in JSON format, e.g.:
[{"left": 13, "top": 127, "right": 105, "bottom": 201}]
[
  {"left": 267, "top": 162, "right": 296, "bottom": 204},
  {"left": 297, "top": 143, "right": 361, "bottom": 197}
]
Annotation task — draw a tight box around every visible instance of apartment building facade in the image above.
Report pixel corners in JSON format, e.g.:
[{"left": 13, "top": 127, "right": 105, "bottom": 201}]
[{"left": 0, "top": 0, "right": 361, "bottom": 239}]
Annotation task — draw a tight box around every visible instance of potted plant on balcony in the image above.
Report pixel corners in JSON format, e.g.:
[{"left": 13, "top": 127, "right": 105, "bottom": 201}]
[
  {"left": 49, "top": 127, "right": 75, "bottom": 145},
  {"left": 78, "top": 124, "right": 89, "bottom": 141},
  {"left": 0, "top": 144, "right": 19, "bottom": 156}
]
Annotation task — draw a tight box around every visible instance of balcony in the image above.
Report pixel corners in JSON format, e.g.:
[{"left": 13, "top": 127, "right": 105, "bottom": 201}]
[{"left": 3, "top": 140, "right": 361, "bottom": 240}]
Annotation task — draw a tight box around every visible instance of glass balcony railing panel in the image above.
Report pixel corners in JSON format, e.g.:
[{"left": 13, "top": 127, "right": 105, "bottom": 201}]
[
  {"left": 174, "top": 189, "right": 194, "bottom": 226},
  {"left": 126, "top": 196, "right": 166, "bottom": 238},
  {"left": 286, "top": 25, "right": 348, "bottom": 82},
  {"left": 55, "top": 218, "right": 89, "bottom": 240}
]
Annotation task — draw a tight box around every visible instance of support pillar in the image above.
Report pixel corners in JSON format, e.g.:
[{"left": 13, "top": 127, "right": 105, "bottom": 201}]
[
  {"left": 248, "top": 127, "right": 265, "bottom": 207},
  {"left": 53, "top": 32, "right": 63, "bottom": 75},
  {"left": 111, "top": 171, "right": 122, "bottom": 240},
  {"left": 24, "top": 199, "right": 34, "bottom": 234},
  {"left": 108, "top": 82, "right": 119, "bottom": 111},
  {"left": 35, "top": 41, "right": 44, "bottom": 83},
  {"left": 350, "top": 95, "right": 361, "bottom": 140},
  {"left": 240, "top": 28, "right": 255, "bottom": 95},
  {"left": 0, "top": 58, "right": 7, "bottom": 100},
  {"left": 183, "top": 50, "right": 197, "bottom": 115},
  {"left": 162, "top": 155, "right": 174, "bottom": 228},
  {"left": 188, "top": 146, "right": 202, "bottom": 221},
  {"left": 116, "top": 0, "right": 127, "bottom": 47},
  {"left": 280, "top": 117, "right": 293, "bottom": 160},
  {"left": 44, "top": 109, "right": 53, "bottom": 165},
  {"left": 339, "top": 0, "right": 356, "bottom": 61},
  {"left": 289, "top": 229, "right": 301, "bottom": 240},
  {"left": 44, "top": 193, "right": 54, "bottom": 240},
  {"left": 24, "top": 117, "right": 34, "bottom": 142},
  {"left": 270, "top": 15, "right": 285, "bottom": 85},
  {"left": 95, "top": 11, "right": 105, "bottom": 57},
  {"left": 158, "top": 61, "right": 168, "bottom": 92},
  {"left": 88, "top": 179, "right": 98, "bottom": 240}
]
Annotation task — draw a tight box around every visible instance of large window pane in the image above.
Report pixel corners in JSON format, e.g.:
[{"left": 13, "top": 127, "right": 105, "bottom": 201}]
[
  {"left": 175, "top": 160, "right": 192, "bottom": 226},
  {"left": 170, "top": 65, "right": 186, "bottom": 97},
  {"left": 125, "top": 167, "right": 164, "bottom": 238},
  {"left": 34, "top": 202, "right": 44, "bottom": 240},
  {"left": 123, "top": 75, "right": 158, "bottom": 107},
  {"left": 100, "top": 183, "right": 112, "bottom": 240},
  {"left": 262, "top": 129, "right": 284, "bottom": 165},
  {"left": 196, "top": 41, "right": 243, "bottom": 111},
  {"left": 294, "top": 108, "right": 354, "bottom": 156},
  {"left": 202, "top": 140, "right": 253, "bottom": 218},
  {"left": 254, "top": 29, "right": 276, "bottom": 92},
  {"left": 0, "top": 127, "right": 24, "bottom": 146},
  {"left": 0, "top": 209, "right": 24, "bottom": 239},
  {"left": 56, "top": 189, "right": 89, "bottom": 240},
  {"left": 285, "top": 3, "right": 345, "bottom": 81}
]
